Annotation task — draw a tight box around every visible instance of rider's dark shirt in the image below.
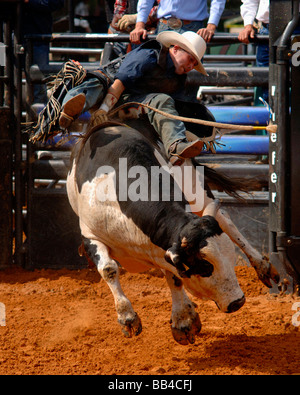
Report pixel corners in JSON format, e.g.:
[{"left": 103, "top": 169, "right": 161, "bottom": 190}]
[{"left": 114, "top": 40, "right": 187, "bottom": 97}]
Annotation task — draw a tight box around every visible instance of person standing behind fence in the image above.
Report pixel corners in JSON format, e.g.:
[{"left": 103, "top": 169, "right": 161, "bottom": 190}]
[
  {"left": 109, "top": 0, "right": 138, "bottom": 32},
  {"left": 74, "top": 0, "right": 92, "bottom": 33},
  {"left": 110, "top": 0, "right": 159, "bottom": 33},
  {"left": 106, "top": 0, "right": 139, "bottom": 57},
  {"left": 238, "top": 0, "right": 300, "bottom": 103},
  {"left": 22, "top": 0, "right": 64, "bottom": 104},
  {"left": 238, "top": 1, "right": 269, "bottom": 67},
  {"left": 107, "top": 0, "right": 159, "bottom": 57},
  {"left": 129, "top": 0, "right": 226, "bottom": 44},
  {"left": 238, "top": 0, "right": 269, "bottom": 102}
]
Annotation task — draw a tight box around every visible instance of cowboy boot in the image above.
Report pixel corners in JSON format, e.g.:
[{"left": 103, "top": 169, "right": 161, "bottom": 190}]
[
  {"left": 59, "top": 93, "right": 86, "bottom": 129},
  {"left": 168, "top": 139, "right": 204, "bottom": 166}
]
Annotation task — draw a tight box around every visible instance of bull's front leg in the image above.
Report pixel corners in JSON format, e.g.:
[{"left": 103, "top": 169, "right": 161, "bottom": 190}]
[
  {"left": 165, "top": 270, "right": 201, "bottom": 345},
  {"left": 82, "top": 236, "right": 142, "bottom": 338},
  {"left": 215, "top": 208, "right": 280, "bottom": 288}
]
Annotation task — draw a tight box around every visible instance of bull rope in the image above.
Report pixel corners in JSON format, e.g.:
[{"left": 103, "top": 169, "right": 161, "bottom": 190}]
[
  {"left": 108, "top": 101, "right": 278, "bottom": 134},
  {"left": 84, "top": 101, "right": 277, "bottom": 153}
]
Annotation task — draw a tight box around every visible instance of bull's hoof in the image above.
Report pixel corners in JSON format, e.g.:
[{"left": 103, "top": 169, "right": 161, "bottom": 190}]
[
  {"left": 171, "top": 313, "right": 201, "bottom": 345},
  {"left": 118, "top": 313, "right": 142, "bottom": 338}
]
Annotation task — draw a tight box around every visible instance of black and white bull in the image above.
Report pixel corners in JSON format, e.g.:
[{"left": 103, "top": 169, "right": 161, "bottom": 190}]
[{"left": 66, "top": 122, "right": 279, "bottom": 345}]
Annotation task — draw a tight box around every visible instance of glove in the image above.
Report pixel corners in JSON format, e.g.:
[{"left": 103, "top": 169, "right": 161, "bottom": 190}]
[
  {"left": 89, "top": 92, "right": 118, "bottom": 129},
  {"left": 89, "top": 109, "right": 109, "bottom": 130},
  {"left": 117, "top": 14, "right": 137, "bottom": 32},
  {"left": 110, "top": 13, "right": 122, "bottom": 30}
]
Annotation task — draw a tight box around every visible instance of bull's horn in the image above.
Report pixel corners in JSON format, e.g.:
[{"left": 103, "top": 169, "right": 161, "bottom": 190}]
[
  {"left": 203, "top": 199, "right": 220, "bottom": 217},
  {"left": 181, "top": 236, "right": 188, "bottom": 248}
]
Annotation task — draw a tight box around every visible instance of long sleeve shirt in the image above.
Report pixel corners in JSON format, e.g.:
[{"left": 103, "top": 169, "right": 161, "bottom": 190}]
[
  {"left": 240, "top": 0, "right": 269, "bottom": 26},
  {"left": 136, "top": 0, "right": 226, "bottom": 27},
  {"left": 113, "top": 0, "right": 138, "bottom": 17},
  {"left": 113, "top": 0, "right": 159, "bottom": 20}
]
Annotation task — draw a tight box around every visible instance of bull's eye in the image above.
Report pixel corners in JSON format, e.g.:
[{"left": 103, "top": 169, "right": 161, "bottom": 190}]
[{"left": 192, "top": 258, "right": 214, "bottom": 277}]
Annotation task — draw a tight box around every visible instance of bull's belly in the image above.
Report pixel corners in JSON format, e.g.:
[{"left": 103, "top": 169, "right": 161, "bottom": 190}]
[
  {"left": 78, "top": 198, "right": 166, "bottom": 273},
  {"left": 71, "top": 174, "right": 173, "bottom": 274},
  {"left": 102, "top": 236, "right": 165, "bottom": 274},
  {"left": 111, "top": 254, "right": 156, "bottom": 273}
]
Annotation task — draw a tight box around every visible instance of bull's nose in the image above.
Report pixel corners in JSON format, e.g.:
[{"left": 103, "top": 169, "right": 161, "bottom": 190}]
[{"left": 226, "top": 295, "right": 246, "bottom": 313}]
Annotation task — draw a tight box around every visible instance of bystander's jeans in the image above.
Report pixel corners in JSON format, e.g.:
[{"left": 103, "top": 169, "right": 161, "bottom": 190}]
[
  {"left": 156, "top": 20, "right": 204, "bottom": 34},
  {"left": 256, "top": 25, "right": 269, "bottom": 103}
]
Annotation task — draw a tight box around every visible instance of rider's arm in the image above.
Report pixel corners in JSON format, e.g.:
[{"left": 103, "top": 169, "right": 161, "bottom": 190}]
[{"left": 99, "top": 79, "right": 125, "bottom": 113}]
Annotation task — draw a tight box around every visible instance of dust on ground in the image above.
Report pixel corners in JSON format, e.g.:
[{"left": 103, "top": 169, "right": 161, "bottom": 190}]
[{"left": 0, "top": 264, "right": 299, "bottom": 375}]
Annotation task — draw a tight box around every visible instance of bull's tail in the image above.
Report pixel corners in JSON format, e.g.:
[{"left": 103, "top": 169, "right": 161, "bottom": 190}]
[{"left": 191, "top": 158, "right": 254, "bottom": 202}]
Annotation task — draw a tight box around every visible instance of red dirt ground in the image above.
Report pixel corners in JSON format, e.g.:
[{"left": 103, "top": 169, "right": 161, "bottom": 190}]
[{"left": 0, "top": 262, "right": 299, "bottom": 375}]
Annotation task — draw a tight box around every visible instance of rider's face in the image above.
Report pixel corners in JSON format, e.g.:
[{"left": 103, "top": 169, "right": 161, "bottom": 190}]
[{"left": 170, "top": 46, "right": 198, "bottom": 75}]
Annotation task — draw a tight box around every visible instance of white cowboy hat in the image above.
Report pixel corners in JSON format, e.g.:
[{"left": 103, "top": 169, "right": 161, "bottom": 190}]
[{"left": 156, "top": 30, "right": 208, "bottom": 75}]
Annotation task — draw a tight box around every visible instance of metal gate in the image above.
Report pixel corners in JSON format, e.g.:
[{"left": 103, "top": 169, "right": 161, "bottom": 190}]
[
  {"left": 269, "top": 0, "right": 300, "bottom": 294},
  {"left": 0, "top": 0, "right": 23, "bottom": 269}
]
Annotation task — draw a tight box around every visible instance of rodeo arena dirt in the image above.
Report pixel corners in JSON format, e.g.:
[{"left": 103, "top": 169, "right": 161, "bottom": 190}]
[{"left": 0, "top": 262, "right": 299, "bottom": 375}]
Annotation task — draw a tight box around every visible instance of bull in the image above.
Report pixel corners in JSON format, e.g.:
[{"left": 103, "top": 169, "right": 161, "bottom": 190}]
[{"left": 66, "top": 114, "right": 279, "bottom": 345}]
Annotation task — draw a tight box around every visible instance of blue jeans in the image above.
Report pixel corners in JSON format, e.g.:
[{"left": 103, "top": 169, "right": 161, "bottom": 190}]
[
  {"left": 125, "top": 93, "right": 186, "bottom": 154},
  {"left": 63, "top": 80, "right": 186, "bottom": 154},
  {"left": 156, "top": 19, "right": 204, "bottom": 34},
  {"left": 256, "top": 25, "right": 269, "bottom": 68},
  {"left": 62, "top": 77, "right": 106, "bottom": 112},
  {"left": 257, "top": 23, "right": 300, "bottom": 67},
  {"left": 117, "top": 92, "right": 187, "bottom": 155},
  {"left": 256, "top": 25, "right": 269, "bottom": 102}
]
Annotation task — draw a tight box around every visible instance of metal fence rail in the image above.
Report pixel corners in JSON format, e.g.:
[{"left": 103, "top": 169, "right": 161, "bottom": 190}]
[{"left": 25, "top": 32, "right": 269, "bottom": 44}]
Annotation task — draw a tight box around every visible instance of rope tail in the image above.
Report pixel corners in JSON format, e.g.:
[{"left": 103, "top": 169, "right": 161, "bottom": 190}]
[
  {"left": 109, "top": 101, "right": 277, "bottom": 134},
  {"left": 28, "top": 60, "right": 87, "bottom": 143}
]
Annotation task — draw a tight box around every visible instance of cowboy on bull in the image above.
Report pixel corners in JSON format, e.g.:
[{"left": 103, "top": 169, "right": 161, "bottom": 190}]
[{"left": 29, "top": 31, "right": 208, "bottom": 166}]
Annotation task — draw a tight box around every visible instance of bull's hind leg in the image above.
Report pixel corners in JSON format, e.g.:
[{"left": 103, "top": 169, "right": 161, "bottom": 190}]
[
  {"left": 215, "top": 208, "right": 279, "bottom": 288},
  {"left": 82, "top": 237, "right": 142, "bottom": 338},
  {"left": 165, "top": 270, "right": 201, "bottom": 345}
]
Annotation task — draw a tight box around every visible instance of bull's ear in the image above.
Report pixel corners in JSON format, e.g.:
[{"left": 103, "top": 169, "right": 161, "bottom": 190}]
[{"left": 194, "top": 257, "right": 214, "bottom": 277}]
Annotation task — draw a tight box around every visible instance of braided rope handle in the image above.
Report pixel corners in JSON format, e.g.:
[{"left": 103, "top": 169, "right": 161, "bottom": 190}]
[{"left": 108, "top": 101, "right": 277, "bottom": 134}]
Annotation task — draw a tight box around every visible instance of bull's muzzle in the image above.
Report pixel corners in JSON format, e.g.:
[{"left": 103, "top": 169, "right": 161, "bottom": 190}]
[{"left": 226, "top": 295, "right": 246, "bottom": 313}]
